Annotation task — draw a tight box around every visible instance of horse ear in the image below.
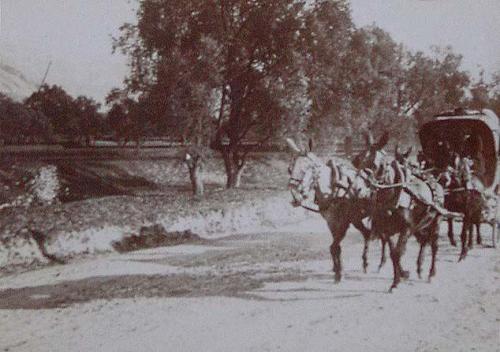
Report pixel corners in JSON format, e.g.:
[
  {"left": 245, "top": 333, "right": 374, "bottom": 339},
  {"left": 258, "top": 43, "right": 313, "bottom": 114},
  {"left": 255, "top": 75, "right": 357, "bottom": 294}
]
[
  {"left": 285, "top": 138, "right": 302, "bottom": 154},
  {"left": 308, "top": 138, "right": 313, "bottom": 152},
  {"left": 373, "top": 131, "right": 389, "bottom": 151}
]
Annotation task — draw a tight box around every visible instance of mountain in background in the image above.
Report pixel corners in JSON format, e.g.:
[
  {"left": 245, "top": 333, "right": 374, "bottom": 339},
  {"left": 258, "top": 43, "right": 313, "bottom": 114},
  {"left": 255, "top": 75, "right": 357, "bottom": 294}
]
[{"left": 0, "top": 61, "right": 37, "bottom": 101}]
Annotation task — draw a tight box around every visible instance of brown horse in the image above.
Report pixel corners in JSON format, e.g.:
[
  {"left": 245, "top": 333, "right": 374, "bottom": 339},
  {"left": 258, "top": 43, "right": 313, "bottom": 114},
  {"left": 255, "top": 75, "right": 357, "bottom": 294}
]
[
  {"left": 416, "top": 152, "right": 483, "bottom": 252},
  {"left": 286, "top": 139, "right": 381, "bottom": 283},
  {"left": 439, "top": 158, "right": 485, "bottom": 261},
  {"left": 353, "top": 133, "right": 443, "bottom": 291},
  {"left": 395, "top": 145, "right": 444, "bottom": 280}
]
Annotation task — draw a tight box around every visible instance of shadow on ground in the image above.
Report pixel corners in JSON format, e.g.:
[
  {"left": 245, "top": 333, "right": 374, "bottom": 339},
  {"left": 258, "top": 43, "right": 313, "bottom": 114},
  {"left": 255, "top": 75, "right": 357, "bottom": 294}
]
[
  {"left": 0, "top": 230, "right": 473, "bottom": 310},
  {"left": 0, "top": 270, "right": 313, "bottom": 309}
]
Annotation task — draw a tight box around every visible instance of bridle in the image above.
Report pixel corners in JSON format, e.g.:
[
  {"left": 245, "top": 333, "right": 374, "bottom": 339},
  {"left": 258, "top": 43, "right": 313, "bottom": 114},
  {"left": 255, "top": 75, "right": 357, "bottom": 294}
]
[{"left": 288, "top": 154, "right": 349, "bottom": 212}]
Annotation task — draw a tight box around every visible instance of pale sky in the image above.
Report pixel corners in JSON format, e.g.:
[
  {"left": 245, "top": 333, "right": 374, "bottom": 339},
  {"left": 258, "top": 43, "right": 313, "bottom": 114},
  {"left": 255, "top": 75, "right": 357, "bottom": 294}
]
[
  {"left": 0, "top": 0, "right": 499, "bottom": 104},
  {"left": 350, "top": 0, "right": 500, "bottom": 78}
]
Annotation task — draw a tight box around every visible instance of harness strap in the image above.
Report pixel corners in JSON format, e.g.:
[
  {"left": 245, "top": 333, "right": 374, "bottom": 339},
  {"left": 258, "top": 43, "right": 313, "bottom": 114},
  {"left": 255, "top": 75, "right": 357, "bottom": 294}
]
[
  {"left": 404, "top": 186, "right": 463, "bottom": 219},
  {"left": 327, "top": 161, "right": 355, "bottom": 199},
  {"left": 367, "top": 162, "right": 463, "bottom": 219},
  {"left": 300, "top": 203, "right": 321, "bottom": 213}
]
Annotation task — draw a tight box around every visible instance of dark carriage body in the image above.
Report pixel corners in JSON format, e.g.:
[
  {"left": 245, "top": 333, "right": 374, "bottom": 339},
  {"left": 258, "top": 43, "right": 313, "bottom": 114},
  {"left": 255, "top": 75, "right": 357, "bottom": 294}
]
[
  {"left": 418, "top": 109, "right": 499, "bottom": 191},
  {"left": 418, "top": 108, "right": 499, "bottom": 249}
]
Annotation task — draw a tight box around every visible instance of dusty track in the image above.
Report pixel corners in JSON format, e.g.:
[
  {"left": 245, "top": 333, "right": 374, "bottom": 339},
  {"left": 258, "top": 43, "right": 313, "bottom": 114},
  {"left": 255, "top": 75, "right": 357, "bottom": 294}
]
[{"left": 0, "top": 219, "right": 499, "bottom": 352}]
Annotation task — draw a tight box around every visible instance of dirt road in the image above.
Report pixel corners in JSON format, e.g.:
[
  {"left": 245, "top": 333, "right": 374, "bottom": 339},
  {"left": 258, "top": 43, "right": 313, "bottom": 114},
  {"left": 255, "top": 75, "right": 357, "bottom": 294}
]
[{"left": 0, "top": 219, "right": 499, "bottom": 352}]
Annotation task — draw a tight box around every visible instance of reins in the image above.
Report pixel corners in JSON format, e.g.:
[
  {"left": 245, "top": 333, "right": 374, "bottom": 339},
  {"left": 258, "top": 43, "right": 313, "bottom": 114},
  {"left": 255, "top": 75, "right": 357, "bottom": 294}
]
[{"left": 299, "top": 204, "right": 321, "bottom": 213}]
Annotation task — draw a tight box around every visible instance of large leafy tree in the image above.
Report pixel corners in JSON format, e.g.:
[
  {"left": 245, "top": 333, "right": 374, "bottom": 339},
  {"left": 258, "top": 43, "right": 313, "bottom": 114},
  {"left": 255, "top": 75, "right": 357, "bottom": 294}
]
[
  {"left": 302, "top": 0, "right": 354, "bottom": 143},
  {"left": 115, "top": 0, "right": 343, "bottom": 188},
  {"left": 401, "top": 47, "right": 470, "bottom": 126},
  {"left": 341, "top": 27, "right": 404, "bottom": 134},
  {"left": 24, "top": 84, "right": 79, "bottom": 141},
  {"left": 25, "top": 85, "right": 106, "bottom": 145},
  {"left": 337, "top": 35, "right": 471, "bottom": 144},
  {"left": 114, "top": 0, "right": 475, "bottom": 167}
]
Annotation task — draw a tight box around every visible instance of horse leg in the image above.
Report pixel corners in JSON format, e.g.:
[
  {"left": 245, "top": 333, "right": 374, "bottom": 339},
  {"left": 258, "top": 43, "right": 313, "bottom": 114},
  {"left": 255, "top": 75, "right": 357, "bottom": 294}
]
[
  {"left": 387, "top": 236, "right": 401, "bottom": 293},
  {"left": 330, "top": 241, "right": 343, "bottom": 283},
  {"left": 428, "top": 234, "right": 438, "bottom": 282},
  {"left": 353, "top": 220, "right": 371, "bottom": 273},
  {"left": 467, "top": 221, "right": 474, "bottom": 249},
  {"left": 328, "top": 222, "right": 349, "bottom": 283},
  {"left": 362, "top": 238, "right": 369, "bottom": 274},
  {"left": 459, "top": 220, "right": 469, "bottom": 261},
  {"left": 447, "top": 218, "right": 457, "bottom": 247},
  {"left": 416, "top": 238, "right": 425, "bottom": 280},
  {"left": 476, "top": 222, "right": 482, "bottom": 245},
  {"left": 378, "top": 237, "right": 387, "bottom": 272},
  {"left": 396, "top": 229, "right": 410, "bottom": 280}
]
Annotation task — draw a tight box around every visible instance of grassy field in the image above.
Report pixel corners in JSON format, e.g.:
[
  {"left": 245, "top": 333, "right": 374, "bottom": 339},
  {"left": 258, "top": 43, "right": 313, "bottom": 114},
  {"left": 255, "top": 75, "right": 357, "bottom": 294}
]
[{"left": 0, "top": 146, "right": 294, "bottom": 196}]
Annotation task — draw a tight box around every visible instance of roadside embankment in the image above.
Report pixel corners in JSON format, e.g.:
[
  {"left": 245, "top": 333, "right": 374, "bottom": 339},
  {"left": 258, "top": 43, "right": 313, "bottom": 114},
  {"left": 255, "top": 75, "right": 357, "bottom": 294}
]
[{"left": 0, "top": 189, "right": 315, "bottom": 270}]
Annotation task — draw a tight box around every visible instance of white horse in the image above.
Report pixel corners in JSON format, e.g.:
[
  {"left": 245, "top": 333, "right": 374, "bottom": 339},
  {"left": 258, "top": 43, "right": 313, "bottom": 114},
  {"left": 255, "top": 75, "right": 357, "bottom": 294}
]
[{"left": 286, "top": 138, "right": 385, "bottom": 283}]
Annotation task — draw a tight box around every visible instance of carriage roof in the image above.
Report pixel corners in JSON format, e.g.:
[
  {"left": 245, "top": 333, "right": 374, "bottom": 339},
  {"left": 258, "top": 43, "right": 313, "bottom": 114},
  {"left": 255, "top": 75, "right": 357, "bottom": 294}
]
[{"left": 418, "top": 109, "right": 499, "bottom": 188}]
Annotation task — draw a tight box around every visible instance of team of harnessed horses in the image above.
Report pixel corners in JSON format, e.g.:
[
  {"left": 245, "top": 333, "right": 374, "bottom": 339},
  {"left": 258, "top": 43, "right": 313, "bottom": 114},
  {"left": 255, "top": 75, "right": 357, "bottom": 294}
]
[{"left": 286, "top": 127, "right": 498, "bottom": 292}]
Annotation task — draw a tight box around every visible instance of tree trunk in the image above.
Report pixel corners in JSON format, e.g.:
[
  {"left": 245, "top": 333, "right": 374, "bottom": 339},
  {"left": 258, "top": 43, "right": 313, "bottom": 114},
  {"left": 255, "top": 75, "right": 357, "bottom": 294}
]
[
  {"left": 189, "top": 164, "right": 204, "bottom": 197},
  {"left": 232, "top": 166, "right": 244, "bottom": 188},
  {"left": 185, "top": 152, "right": 204, "bottom": 198},
  {"left": 222, "top": 148, "right": 245, "bottom": 189}
]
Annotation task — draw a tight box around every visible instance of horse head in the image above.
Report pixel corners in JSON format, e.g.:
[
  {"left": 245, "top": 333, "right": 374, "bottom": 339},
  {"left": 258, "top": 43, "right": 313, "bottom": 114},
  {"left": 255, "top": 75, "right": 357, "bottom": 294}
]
[
  {"left": 286, "top": 138, "right": 332, "bottom": 209},
  {"left": 352, "top": 131, "right": 390, "bottom": 178},
  {"left": 394, "top": 144, "right": 413, "bottom": 166}
]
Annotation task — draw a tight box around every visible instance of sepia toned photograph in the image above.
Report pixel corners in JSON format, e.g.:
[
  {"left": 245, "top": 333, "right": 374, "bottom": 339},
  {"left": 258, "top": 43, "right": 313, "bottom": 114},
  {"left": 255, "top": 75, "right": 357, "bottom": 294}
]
[{"left": 0, "top": 0, "right": 499, "bottom": 351}]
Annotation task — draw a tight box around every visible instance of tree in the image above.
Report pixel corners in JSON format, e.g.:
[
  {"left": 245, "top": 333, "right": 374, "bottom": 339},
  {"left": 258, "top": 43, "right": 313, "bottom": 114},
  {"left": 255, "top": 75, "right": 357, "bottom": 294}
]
[
  {"left": 0, "top": 93, "right": 27, "bottom": 143},
  {"left": 337, "top": 38, "right": 470, "bottom": 144},
  {"left": 25, "top": 108, "right": 53, "bottom": 143},
  {"left": 106, "top": 102, "right": 127, "bottom": 143},
  {"left": 487, "top": 72, "right": 500, "bottom": 116},
  {"left": 183, "top": 146, "right": 208, "bottom": 198},
  {"left": 25, "top": 85, "right": 105, "bottom": 146},
  {"left": 466, "top": 70, "right": 500, "bottom": 116},
  {"left": 74, "top": 96, "right": 103, "bottom": 146},
  {"left": 105, "top": 90, "right": 153, "bottom": 148},
  {"left": 25, "top": 85, "right": 79, "bottom": 142},
  {"left": 402, "top": 46, "right": 470, "bottom": 127},
  {"left": 0, "top": 93, "right": 52, "bottom": 144},
  {"left": 301, "top": 0, "right": 354, "bottom": 144},
  {"left": 341, "top": 26, "right": 404, "bottom": 136},
  {"left": 115, "top": 0, "right": 324, "bottom": 188}
]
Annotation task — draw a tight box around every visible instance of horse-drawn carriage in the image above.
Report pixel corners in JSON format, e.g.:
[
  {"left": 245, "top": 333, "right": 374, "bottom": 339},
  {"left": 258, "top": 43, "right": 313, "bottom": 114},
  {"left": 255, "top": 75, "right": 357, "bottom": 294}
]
[
  {"left": 285, "top": 108, "right": 499, "bottom": 292},
  {"left": 417, "top": 108, "right": 499, "bottom": 248}
]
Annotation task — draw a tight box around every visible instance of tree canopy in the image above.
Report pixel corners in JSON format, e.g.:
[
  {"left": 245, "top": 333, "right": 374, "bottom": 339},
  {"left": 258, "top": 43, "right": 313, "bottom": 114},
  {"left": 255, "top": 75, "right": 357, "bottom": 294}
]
[
  {"left": 115, "top": 0, "right": 356, "bottom": 186},
  {"left": 24, "top": 84, "right": 104, "bottom": 145},
  {"left": 113, "top": 0, "right": 493, "bottom": 186},
  {"left": 0, "top": 93, "right": 51, "bottom": 144}
]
